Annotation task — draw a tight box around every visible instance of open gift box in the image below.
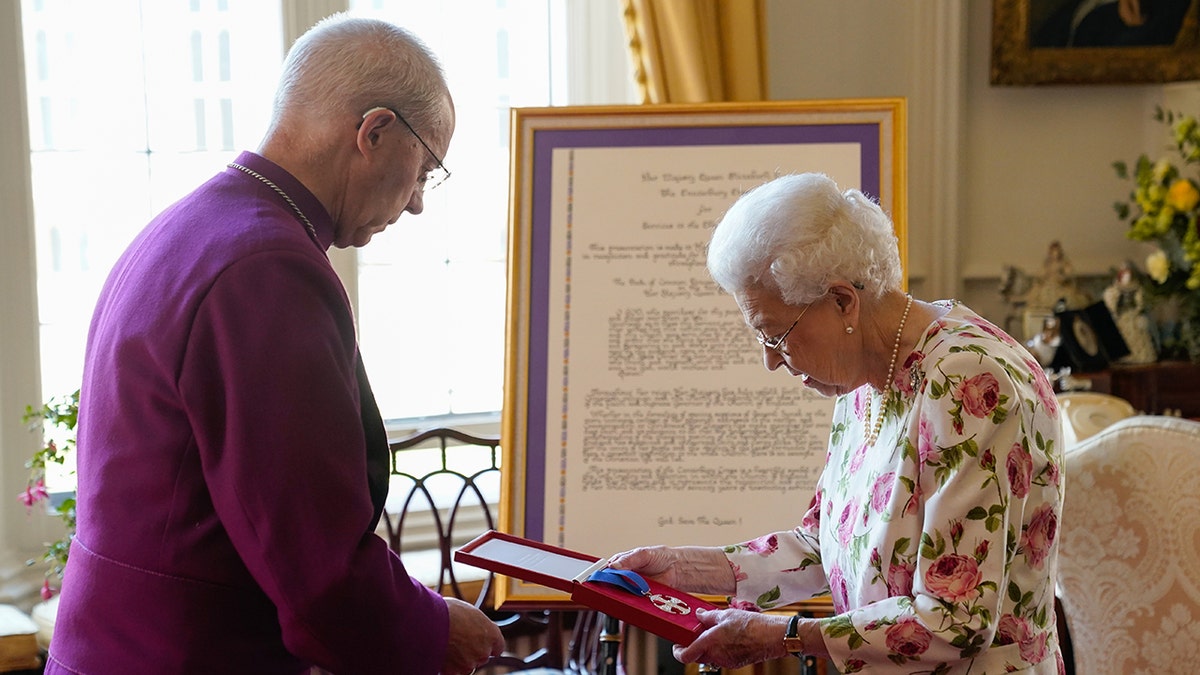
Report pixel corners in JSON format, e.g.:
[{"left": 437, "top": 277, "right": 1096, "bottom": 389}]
[{"left": 454, "top": 530, "right": 718, "bottom": 645}]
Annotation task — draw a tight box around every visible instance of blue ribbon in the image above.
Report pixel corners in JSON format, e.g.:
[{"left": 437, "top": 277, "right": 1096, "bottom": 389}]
[{"left": 587, "top": 567, "right": 651, "bottom": 596}]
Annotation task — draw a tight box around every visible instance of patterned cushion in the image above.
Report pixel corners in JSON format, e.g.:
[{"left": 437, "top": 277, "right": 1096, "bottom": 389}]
[{"left": 1058, "top": 415, "right": 1200, "bottom": 674}]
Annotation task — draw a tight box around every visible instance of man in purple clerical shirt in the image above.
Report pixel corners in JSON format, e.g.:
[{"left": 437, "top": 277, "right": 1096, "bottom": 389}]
[{"left": 45, "top": 13, "right": 503, "bottom": 675}]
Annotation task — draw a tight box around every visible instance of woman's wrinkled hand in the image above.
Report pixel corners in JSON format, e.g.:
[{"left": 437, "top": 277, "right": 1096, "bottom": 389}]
[
  {"left": 671, "top": 608, "right": 789, "bottom": 670},
  {"left": 607, "top": 545, "right": 736, "bottom": 596}
]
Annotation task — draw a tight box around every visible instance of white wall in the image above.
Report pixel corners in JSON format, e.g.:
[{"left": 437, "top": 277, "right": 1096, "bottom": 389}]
[{"left": 765, "top": 0, "right": 1197, "bottom": 324}]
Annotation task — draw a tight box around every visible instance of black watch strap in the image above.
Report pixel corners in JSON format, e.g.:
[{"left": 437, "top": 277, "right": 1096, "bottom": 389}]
[{"left": 783, "top": 612, "right": 805, "bottom": 654}]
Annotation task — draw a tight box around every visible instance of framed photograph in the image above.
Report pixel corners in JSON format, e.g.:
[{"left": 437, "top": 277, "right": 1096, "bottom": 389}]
[
  {"left": 991, "top": 0, "right": 1200, "bottom": 85},
  {"left": 496, "top": 99, "right": 906, "bottom": 605}
]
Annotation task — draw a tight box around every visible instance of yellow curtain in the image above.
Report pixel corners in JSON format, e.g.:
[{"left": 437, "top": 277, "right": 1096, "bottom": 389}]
[{"left": 620, "top": 0, "right": 768, "bottom": 104}]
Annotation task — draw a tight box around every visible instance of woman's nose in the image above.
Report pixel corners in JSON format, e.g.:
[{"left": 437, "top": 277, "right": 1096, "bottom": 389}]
[{"left": 763, "top": 348, "right": 786, "bottom": 371}]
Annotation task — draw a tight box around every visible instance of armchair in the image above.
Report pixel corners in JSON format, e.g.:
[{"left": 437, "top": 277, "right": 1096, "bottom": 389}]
[{"left": 1056, "top": 414, "right": 1200, "bottom": 674}]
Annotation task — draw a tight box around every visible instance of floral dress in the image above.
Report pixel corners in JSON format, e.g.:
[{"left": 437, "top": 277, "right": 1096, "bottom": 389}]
[{"left": 725, "top": 301, "right": 1065, "bottom": 674}]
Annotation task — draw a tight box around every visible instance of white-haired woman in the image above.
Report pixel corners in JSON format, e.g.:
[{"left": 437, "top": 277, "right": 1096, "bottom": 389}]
[{"left": 610, "top": 173, "right": 1064, "bottom": 674}]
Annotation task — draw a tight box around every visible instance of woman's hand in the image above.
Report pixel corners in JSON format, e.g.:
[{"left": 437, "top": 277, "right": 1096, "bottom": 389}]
[
  {"left": 672, "top": 608, "right": 790, "bottom": 669},
  {"left": 606, "top": 545, "right": 735, "bottom": 595}
]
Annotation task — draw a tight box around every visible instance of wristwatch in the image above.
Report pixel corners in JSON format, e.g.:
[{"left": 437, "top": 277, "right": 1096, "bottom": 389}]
[{"left": 783, "top": 613, "right": 805, "bottom": 654}]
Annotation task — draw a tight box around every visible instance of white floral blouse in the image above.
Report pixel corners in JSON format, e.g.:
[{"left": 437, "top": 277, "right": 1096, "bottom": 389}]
[{"left": 725, "top": 301, "right": 1065, "bottom": 674}]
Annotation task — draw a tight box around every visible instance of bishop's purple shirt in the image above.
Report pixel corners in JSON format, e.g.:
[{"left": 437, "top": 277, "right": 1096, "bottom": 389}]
[{"left": 45, "top": 152, "right": 448, "bottom": 674}]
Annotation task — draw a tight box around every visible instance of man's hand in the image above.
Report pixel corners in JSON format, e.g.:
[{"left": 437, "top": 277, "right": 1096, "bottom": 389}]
[{"left": 441, "top": 597, "right": 505, "bottom": 675}]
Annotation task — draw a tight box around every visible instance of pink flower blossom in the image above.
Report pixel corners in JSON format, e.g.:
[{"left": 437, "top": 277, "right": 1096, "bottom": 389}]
[
  {"left": 728, "top": 598, "right": 760, "bottom": 612},
  {"left": 17, "top": 478, "right": 49, "bottom": 513},
  {"left": 918, "top": 415, "right": 939, "bottom": 465},
  {"left": 1019, "top": 629, "right": 1049, "bottom": 664},
  {"left": 837, "top": 501, "right": 860, "bottom": 546},
  {"left": 975, "top": 539, "right": 990, "bottom": 562},
  {"left": 924, "top": 553, "right": 983, "bottom": 603},
  {"left": 1007, "top": 443, "right": 1033, "bottom": 498},
  {"left": 746, "top": 534, "right": 778, "bottom": 556},
  {"left": 885, "top": 617, "right": 933, "bottom": 657},
  {"left": 1026, "top": 359, "right": 1059, "bottom": 416},
  {"left": 848, "top": 442, "right": 868, "bottom": 474},
  {"left": 801, "top": 490, "right": 822, "bottom": 530},
  {"left": 870, "top": 472, "right": 895, "bottom": 513},
  {"left": 998, "top": 612, "right": 1050, "bottom": 663},
  {"left": 977, "top": 318, "right": 1020, "bottom": 347},
  {"left": 854, "top": 389, "right": 869, "bottom": 421},
  {"left": 1044, "top": 460, "right": 1061, "bottom": 487},
  {"left": 40, "top": 579, "right": 54, "bottom": 601},
  {"left": 729, "top": 561, "right": 748, "bottom": 583},
  {"left": 957, "top": 372, "right": 1001, "bottom": 418},
  {"left": 887, "top": 560, "right": 915, "bottom": 596},
  {"left": 996, "top": 614, "right": 1031, "bottom": 646},
  {"left": 1021, "top": 503, "right": 1058, "bottom": 569},
  {"left": 843, "top": 658, "right": 866, "bottom": 673},
  {"left": 904, "top": 482, "right": 923, "bottom": 517},
  {"left": 829, "top": 565, "right": 849, "bottom": 614},
  {"left": 980, "top": 448, "right": 995, "bottom": 472}
]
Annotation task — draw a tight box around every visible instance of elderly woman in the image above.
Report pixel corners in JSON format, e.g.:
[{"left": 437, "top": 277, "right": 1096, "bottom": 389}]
[{"left": 609, "top": 173, "right": 1064, "bottom": 674}]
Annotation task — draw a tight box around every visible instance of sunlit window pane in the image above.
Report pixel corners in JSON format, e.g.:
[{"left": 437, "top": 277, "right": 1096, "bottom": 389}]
[
  {"left": 350, "top": 0, "right": 567, "bottom": 421},
  {"left": 21, "top": 0, "right": 283, "bottom": 471}
]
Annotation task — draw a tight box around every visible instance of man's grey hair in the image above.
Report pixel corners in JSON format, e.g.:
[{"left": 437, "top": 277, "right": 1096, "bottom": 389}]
[
  {"left": 272, "top": 13, "right": 450, "bottom": 134},
  {"left": 707, "top": 173, "right": 903, "bottom": 305}
]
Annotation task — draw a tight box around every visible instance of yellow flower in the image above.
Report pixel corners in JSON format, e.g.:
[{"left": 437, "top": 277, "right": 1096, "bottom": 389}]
[
  {"left": 1167, "top": 178, "right": 1200, "bottom": 212},
  {"left": 1147, "top": 249, "right": 1171, "bottom": 284}
]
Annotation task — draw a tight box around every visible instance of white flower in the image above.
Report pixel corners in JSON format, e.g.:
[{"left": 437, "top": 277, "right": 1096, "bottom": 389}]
[
  {"left": 1153, "top": 158, "right": 1174, "bottom": 183},
  {"left": 1147, "top": 249, "right": 1171, "bottom": 284}
]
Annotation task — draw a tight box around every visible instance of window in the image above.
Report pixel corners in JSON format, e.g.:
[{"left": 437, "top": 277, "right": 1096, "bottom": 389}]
[
  {"left": 17, "top": 1, "right": 634, "bottom": 494},
  {"left": 349, "top": 0, "right": 635, "bottom": 426},
  {"left": 22, "top": 0, "right": 283, "bottom": 404}
]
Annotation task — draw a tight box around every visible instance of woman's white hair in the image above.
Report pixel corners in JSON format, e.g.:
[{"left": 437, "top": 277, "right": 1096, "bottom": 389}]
[
  {"left": 271, "top": 13, "right": 450, "bottom": 134},
  {"left": 707, "top": 173, "right": 902, "bottom": 305}
]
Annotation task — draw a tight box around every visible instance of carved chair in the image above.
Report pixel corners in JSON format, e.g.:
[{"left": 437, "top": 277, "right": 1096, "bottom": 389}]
[{"left": 382, "top": 427, "right": 605, "bottom": 674}]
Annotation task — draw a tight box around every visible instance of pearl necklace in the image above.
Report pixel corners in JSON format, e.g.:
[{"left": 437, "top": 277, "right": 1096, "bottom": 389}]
[
  {"left": 864, "top": 294, "right": 913, "bottom": 445},
  {"left": 228, "top": 162, "right": 319, "bottom": 244}
]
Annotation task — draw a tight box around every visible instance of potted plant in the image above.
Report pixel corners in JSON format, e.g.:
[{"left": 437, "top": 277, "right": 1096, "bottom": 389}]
[{"left": 19, "top": 390, "right": 78, "bottom": 603}]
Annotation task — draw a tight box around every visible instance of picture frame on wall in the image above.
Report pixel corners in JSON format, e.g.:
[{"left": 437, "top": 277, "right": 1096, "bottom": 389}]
[{"left": 991, "top": 0, "right": 1200, "bottom": 85}]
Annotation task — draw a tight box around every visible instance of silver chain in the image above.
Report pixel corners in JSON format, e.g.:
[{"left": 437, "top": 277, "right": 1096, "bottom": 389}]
[{"left": 227, "top": 162, "right": 319, "bottom": 243}]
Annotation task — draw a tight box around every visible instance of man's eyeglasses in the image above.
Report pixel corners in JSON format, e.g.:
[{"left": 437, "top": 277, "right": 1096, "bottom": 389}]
[
  {"left": 756, "top": 300, "right": 816, "bottom": 353},
  {"left": 361, "top": 106, "right": 451, "bottom": 191}
]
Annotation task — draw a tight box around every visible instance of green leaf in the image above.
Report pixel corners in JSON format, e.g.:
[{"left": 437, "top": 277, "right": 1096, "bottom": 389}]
[
  {"left": 756, "top": 586, "right": 782, "bottom": 609},
  {"left": 966, "top": 506, "right": 988, "bottom": 520}
]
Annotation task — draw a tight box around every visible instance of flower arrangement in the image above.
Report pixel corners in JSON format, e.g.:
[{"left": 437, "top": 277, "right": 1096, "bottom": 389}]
[
  {"left": 1113, "top": 107, "right": 1200, "bottom": 361},
  {"left": 18, "top": 390, "right": 79, "bottom": 599}
]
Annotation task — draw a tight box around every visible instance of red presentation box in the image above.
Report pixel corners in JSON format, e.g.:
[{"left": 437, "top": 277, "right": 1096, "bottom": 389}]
[{"left": 454, "top": 530, "right": 718, "bottom": 645}]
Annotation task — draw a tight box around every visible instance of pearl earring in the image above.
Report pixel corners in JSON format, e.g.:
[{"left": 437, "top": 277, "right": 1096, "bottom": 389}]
[{"left": 845, "top": 326, "right": 854, "bottom": 334}]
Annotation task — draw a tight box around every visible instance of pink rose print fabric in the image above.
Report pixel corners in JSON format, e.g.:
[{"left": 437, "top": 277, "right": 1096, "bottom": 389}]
[{"left": 723, "top": 301, "right": 1064, "bottom": 674}]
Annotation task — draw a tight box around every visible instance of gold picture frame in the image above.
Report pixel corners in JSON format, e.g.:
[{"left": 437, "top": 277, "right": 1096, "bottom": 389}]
[
  {"left": 991, "top": 0, "right": 1200, "bottom": 85},
  {"left": 496, "top": 99, "right": 906, "bottom": 606}
]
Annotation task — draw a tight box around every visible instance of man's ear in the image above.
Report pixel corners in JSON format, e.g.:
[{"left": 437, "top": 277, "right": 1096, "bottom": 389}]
[{"left": 357, "top": 107, "right": 396, "bottom": 151}]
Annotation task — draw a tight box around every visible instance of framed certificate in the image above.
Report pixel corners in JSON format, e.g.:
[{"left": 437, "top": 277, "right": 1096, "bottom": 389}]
[{"left": 499, "top": 99, "right": 907, "bottom": 605}]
